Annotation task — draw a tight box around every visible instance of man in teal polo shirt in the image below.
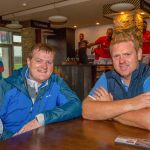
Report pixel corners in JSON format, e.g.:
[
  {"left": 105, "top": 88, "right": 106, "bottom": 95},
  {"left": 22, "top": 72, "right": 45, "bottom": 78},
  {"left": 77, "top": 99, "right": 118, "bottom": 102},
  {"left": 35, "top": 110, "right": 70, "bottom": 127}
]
[{"left": 82, "top": 30, "right": 150, "bottom": 130}]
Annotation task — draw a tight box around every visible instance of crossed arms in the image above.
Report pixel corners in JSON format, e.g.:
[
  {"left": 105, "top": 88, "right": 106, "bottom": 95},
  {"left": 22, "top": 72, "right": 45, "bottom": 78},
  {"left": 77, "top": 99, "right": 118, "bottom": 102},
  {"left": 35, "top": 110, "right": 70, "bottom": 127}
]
[{"left": 82, "top": 87, "right": 150, "bottom": 130}]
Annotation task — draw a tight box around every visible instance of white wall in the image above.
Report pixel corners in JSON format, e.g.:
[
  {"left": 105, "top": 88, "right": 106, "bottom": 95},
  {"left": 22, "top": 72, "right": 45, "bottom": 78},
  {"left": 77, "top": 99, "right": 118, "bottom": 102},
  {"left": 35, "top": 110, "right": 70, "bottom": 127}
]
[
  {"left": 75, "top": 24, "right": 113, "bottom": 55},
  {"left": 75, "top": 18, "right": 150, "bottom": 56},
  {"left": 146, "top": 19, "right": 150, "bottom": 30}
]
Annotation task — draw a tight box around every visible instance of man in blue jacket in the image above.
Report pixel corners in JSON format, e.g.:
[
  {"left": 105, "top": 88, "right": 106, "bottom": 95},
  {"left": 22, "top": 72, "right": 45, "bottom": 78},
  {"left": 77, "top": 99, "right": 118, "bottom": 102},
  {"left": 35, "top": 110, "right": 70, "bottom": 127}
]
[
  {"left": 0, "top": 43, "right": 81, "bottom": 140},
  {"left": 82, "top": 30, "right": 150, "bottom": 130}
]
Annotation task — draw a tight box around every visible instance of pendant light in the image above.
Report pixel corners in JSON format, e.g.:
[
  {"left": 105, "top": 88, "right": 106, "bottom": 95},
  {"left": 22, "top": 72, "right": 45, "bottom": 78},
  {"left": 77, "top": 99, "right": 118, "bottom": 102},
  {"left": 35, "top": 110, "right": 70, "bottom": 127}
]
[
  {"left": 48, "top": 0, "right": 68, "bottom": 25},
  {"left": 6, "top": 20, "right": 22, "bottom": 29}
]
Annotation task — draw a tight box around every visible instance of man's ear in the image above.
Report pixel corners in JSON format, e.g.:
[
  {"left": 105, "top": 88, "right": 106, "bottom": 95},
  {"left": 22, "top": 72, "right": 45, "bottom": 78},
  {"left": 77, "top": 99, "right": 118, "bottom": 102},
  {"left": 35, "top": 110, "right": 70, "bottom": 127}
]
[
  {"left": 137, "top": 48, "right": 142, "bottom": 61},
  {"left": 27, "top": 58, "right": 30, "bottom": 67}
]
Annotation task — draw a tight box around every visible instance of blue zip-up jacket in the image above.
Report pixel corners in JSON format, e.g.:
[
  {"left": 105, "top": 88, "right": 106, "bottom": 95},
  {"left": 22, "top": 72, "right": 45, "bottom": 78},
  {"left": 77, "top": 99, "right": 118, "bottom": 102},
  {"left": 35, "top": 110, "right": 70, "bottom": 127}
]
[{"left": 0, "top": 66, "right": 81, "bottom": 140}]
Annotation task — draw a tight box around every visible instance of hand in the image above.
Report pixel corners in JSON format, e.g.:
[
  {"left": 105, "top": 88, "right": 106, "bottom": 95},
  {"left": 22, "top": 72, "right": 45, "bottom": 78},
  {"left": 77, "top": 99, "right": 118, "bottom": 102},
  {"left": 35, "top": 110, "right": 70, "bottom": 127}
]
[
  {"left": 131, "top": 92, "right": 150, "bottom": 110},
  {"left": 93, "top": 87, "right": 113, "bottom": 101},
  {"left": 17, "top": 119, "right": 41, "bottom": 135}
]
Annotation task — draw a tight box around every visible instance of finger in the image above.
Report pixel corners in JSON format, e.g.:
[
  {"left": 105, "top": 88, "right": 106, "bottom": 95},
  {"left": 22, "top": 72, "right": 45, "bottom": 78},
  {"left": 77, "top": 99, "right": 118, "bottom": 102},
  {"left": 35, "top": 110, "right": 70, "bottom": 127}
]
[
  {"left": 18, "top": 128, "right": 24, "bottom": 134},
  {"left": 109, "top": 93, "right": 113, "bottom": 101},
  {"left": 94, "top": 90, "right": 102, "bottom": 97},
  {"left": 100, "top": 87, "right": 109, "bottom": 95},
  {"left": 93, "top": 94, "right": 101, "bottom": 101},
  {"left": 96, "top": 87, "right": 108, "bottom": 97}
]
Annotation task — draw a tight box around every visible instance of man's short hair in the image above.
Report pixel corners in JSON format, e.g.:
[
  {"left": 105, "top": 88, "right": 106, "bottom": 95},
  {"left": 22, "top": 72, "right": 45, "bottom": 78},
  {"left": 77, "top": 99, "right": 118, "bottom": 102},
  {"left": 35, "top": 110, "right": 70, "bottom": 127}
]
[
  {"left": 80, "top": 33, "right": 84, "bottom": 36},
  {"left": 107, "top": 28, "right": 113, "bottom": 32},
  {"left": 110, "top": 31, "right": 142, "bottom": 52},
  {"left": 143, "top": 20, "right": 147, "bottom": 24},
  {"left": 28, "top": 43, "right": 55, "bottom": 59}
]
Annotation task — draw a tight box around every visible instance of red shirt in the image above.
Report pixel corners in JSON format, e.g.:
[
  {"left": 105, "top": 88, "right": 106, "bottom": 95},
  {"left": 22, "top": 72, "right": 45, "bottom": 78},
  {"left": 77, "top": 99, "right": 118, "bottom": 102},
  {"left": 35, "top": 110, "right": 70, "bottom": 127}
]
[
  {"left": 95, "top": 36, "right": 111, "bottom": 58},
  {"left": 93, "top": 47, "right": 101, "bottom": 60},
  {"left": 142, "top": 31, "right": 150, "bottom": 54},
  {"left": 0, "top": 61, "right": 4, "bottom": 73}
]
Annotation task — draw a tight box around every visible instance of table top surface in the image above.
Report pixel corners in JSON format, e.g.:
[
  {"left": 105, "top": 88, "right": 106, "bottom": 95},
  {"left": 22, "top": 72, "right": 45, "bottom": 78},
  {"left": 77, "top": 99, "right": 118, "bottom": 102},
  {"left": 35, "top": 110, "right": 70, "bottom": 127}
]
[{"left": 0, "top": 118, "right": 150, "bottom": 150}]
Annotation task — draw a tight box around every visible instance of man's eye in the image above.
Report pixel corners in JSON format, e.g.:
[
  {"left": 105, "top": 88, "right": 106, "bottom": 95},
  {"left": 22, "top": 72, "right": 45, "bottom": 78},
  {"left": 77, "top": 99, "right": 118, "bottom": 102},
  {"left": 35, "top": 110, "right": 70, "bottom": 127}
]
[
  {"left": 35, "top": 59, "right": 42, "bottom": 63},
  {"left": 113, "top": 55, "right": 119, "bottom": 58},
  {"left": 124, "top": 53, "right": 130, "bottom": 56},
  {"left": 47, "top": 61, "right": 53, "bottom": 65}
]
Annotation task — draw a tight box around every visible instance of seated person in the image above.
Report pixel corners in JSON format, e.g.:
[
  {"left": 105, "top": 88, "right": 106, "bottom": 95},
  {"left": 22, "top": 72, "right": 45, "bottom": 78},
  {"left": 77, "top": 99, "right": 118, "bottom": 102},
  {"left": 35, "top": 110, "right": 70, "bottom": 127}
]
[
  {"left": 82, "top": 30, "right": 150, "bottom": 130},
  {"left": 0, "top": 43, "right": 81, "bottom": 140}
]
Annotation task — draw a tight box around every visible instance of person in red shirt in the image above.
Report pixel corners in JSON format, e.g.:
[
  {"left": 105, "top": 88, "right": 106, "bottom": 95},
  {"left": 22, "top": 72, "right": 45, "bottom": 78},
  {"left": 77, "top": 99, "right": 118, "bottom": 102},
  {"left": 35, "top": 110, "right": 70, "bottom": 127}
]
[
  {"left": 91, "top": 45, "right": 101, "bottom": 64},
  {"left": 142, "top": 20, "right": 150, "bottom": 65},
  {"left": 89, "top": 28, "right": 113, "bottom": 64},
  {"left": 0, "top": 61, "right": 4, "bottom": 79}
]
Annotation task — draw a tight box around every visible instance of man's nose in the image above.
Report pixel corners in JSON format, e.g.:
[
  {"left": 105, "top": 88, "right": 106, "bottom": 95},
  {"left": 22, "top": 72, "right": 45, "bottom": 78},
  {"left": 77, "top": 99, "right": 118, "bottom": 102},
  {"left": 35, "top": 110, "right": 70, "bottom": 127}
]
[
  {"left": 119, "top": 56, "right": 125, "bottom": 63},
  {"left": 42, "top": 62, "right": 48, "bottom": 69}
]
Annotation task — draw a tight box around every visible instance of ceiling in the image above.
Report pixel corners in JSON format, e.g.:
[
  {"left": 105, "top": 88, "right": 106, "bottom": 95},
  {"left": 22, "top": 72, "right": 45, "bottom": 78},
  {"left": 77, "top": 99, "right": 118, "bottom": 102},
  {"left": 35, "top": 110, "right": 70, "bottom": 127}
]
[{"left": 0, "top": 0, "right": 140, "bottom": 28}]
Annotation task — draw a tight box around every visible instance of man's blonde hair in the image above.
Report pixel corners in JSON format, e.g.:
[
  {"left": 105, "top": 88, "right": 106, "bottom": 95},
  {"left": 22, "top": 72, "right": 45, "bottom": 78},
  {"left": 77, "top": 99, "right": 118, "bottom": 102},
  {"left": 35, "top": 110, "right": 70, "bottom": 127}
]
[
  {"left": 28, "top": 43, "right": 55, "bottom": 59},
  {"left": 110, "top": 31, "right": 142, "bottom": 52}
]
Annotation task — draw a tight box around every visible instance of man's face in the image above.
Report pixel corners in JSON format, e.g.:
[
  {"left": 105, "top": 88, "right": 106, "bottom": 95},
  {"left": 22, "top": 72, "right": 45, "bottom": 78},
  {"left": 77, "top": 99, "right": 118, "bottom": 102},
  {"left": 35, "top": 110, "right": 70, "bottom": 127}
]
[
  {"left": 27, "top": 49, "right": 54, "bottom": 84},
  {"left": 143, "top": 22, "right": 147, "bottom": 32},
  {"left": 107, "top": 29, "right": 113, "bottom": 37},
  {"left": 79, "top": 34, "right": 84, "bottom": 41},
  {"left": 110, "top": 41, "right": 142, "bottom": 82}
]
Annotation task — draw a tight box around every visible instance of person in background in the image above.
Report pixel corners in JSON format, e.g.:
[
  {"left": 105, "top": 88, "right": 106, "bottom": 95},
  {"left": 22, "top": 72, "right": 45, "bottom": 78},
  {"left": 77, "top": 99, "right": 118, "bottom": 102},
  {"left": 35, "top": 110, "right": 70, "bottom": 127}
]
[
  {"left": 88, "top": 28, "right": 113, "bottom": 65},
  {"left": 82, "top": 30, "right": 150, "bottom": 130},
  {"left": 0, "top": 43, "right": 81, "bottom": 140},
  {"left": 142, "top": 20, "right": 150, "bottom": 65},
  {"left": 0, "top": 61, "right": 4, "bottom": 79},
  {"left": 91, "top": 45, "right": 101, "bottom": 64},
  {"left": 78, "top": 33, "right": 89, "bottom": 64}
]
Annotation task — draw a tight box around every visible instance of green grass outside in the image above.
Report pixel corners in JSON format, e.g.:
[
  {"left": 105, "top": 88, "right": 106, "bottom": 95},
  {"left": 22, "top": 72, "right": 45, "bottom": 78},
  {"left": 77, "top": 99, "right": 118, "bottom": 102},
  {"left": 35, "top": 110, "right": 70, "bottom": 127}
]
[{"left": 14, "top": 64, "right": 22, "bottom": 70}]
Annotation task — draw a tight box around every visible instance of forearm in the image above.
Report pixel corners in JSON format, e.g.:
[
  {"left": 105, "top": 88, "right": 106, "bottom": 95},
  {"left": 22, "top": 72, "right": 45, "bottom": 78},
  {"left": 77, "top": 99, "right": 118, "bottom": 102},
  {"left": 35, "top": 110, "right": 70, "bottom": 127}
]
[
  {"left": 82, "top": 97, "right": 137, "bottom": 120},
  {"left": 88, "top": 42, "right": 96, "bottom": 48},
  {"left": 114, "top": 108, "right": 150, "bottom": 130},
  {"left": 44, "top": 100, "right": 81, "bottom": 125},
  {"left": 82, "top": 93, "right": 150, "bottom": 121}
]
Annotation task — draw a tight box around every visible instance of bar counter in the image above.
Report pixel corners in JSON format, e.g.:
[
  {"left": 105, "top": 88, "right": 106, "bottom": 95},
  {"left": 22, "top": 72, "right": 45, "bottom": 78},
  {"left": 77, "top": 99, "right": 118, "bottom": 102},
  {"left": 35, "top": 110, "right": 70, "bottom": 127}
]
[{"left": 54, "top": 64, "right": 113, "bottom": 100}]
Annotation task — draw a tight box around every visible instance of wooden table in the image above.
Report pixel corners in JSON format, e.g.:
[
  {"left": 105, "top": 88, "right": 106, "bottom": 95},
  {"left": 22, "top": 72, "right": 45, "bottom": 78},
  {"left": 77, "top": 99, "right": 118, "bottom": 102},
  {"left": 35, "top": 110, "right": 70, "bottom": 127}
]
[{"left": 0, "top": 118, "right": 150, "bottom": 150}]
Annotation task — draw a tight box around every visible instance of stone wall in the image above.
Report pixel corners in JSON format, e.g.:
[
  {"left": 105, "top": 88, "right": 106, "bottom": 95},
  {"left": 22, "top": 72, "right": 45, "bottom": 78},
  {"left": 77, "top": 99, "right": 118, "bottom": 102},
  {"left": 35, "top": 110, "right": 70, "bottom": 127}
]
[{"left": 21, "top": 27, "right": 36, "bottom": 65}]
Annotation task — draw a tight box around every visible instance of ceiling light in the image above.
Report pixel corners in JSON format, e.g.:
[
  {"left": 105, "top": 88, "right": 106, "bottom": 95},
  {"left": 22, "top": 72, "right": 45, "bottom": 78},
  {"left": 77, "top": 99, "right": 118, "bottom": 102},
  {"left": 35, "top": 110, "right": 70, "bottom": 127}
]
[
  {"left": 96, "top": 22, "right": 100, "bottom": 25},
  {"left": 120, "top": 12, "right": 125, "bottom": 15},
  {"left": 48, "top": 15, "right": 68, "bottom": 25},
  {"left": 140, "top": 12, "right": 145, "bottom": 15},
  {"left": 110, "top": 3, "right": 135, "bottom": 12},
  {"left": 6, "top": 20, "right": 23, "bottom": 29},
  {"left": 22, "top": 2, "right": 27, "bottom": 7},
  {"left": 48, "top": 0, "right": 68, "bottom": 25}
]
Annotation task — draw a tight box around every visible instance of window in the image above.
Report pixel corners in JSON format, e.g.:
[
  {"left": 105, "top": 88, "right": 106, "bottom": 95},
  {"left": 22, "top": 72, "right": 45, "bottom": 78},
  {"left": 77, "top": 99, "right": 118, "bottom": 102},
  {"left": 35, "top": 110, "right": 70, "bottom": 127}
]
[
  {"left": 13, "top": 46, "right": 22, "bottom": 70},
  {"left": 0, "top": 30, "right": 22, "bottom": 77},
  {"left": 0, "top": 47, "right": 10, "bottom": 77},
  {"left": 13, "top": 34, "right": 22, "bottom": 70},
  {"left": 13, "top": 34, "right": 22, "bottom": 43},
  {"left": 0, "top": 31, "right": 12, "bottom": 44}
]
